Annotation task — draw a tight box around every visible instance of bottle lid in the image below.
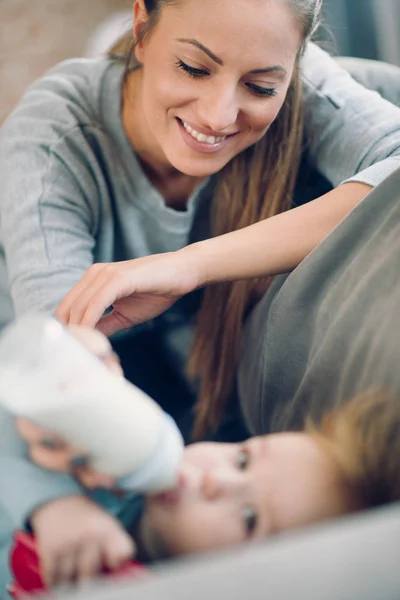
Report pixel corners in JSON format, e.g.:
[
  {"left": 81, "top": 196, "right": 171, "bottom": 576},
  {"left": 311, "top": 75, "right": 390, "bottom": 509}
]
[{"left": 119, "top": 413, "right": 184, "bottom": 493}]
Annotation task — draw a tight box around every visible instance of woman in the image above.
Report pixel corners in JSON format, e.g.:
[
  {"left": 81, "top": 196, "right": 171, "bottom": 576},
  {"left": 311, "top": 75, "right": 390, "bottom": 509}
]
[
  {"left": 1, "top": 0, "right": 400, "bottom": 578},
  {"left": 2, "top": 0, "right": 400, "bottom": 589}
]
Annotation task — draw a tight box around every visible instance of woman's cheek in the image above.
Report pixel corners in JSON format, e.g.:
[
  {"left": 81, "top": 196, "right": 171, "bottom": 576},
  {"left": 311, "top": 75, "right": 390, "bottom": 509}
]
[{"left": 253, "top": 100, "right": 285, "bottom": 133}]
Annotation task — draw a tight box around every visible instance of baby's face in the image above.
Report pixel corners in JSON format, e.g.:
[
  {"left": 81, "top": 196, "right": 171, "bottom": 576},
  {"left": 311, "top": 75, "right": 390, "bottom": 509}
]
[{"left": 140, "top": 432, "right": 354, "bottom": 558}]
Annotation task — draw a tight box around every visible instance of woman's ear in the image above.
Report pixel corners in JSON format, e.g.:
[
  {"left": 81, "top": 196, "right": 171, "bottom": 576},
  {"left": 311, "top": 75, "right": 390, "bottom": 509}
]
[{"left": 133, "top": 0, "right": 149, "bottom": 62}]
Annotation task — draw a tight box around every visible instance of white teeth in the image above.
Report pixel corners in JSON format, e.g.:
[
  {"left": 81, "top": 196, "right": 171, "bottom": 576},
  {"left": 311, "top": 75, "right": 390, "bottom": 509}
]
[{"left": 181, "top": 120, "right": 226, "bottom": 145}]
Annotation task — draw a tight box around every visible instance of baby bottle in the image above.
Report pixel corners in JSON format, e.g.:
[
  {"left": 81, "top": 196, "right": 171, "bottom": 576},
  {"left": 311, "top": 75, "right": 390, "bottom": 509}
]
[{"left": 0, "top": 313, "right": 184, "bottom": 493}]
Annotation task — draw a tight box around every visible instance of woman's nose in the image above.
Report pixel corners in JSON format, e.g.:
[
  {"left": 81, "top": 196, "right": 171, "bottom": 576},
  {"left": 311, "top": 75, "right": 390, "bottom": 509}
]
[
  {"left": 201, "top": 468, "right": 242, "bottom": 501},
  {"left": 197, "top": 85, "right": 240, "bottom": 134}
]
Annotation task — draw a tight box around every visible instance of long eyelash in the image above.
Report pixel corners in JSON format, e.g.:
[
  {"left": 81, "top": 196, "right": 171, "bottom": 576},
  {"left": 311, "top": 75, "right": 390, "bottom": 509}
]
[
  {"left": 238, "top": 450, "right": 245, "bottom": 469},
  {"left": 175, "top": 60, "right": 276, "bottom": 98},
  {"left": 243, "top": 507, "right": 258, "bottom": 536},
  {"left": 175, "top": 59, "right": 209, "bottom": 78},
  {"left": 238, "top": 447, "right": 250, "bottom": 470},
  {"left": 246, "top": 83, "right": 277, "bottom": 97}
]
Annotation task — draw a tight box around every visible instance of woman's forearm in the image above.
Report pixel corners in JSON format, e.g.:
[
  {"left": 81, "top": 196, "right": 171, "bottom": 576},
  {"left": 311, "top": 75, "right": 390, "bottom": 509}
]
[{"left": 182, "top": 182, "right": 372, "bottom": 287}]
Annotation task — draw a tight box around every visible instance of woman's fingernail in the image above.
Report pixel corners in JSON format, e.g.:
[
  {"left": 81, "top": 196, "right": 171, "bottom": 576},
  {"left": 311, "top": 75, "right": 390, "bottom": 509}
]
[
  {"left": 112, "top": 352, "right": 121, "bottom": 364},
  {"left": 40, "top": 439, "right": 58, "bottom": 449},
  {"left": 70, "top": 455, "right": 89, "bottom": 468}
]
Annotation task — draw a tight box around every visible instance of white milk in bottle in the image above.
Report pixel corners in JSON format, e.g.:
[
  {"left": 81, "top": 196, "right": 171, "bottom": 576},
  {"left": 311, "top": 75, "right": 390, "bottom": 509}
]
[{"left": 0, "top": 314, "right": 184, "bottom": 493}]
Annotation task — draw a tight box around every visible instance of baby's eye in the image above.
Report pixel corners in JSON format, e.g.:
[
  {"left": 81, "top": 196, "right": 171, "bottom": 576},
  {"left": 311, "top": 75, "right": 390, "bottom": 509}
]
[
  {"left": 237, "top": 448, "right": 250, "bottom": 470},
  {"left": 243, "top": 506, "right": 258, "bottom": 536}
]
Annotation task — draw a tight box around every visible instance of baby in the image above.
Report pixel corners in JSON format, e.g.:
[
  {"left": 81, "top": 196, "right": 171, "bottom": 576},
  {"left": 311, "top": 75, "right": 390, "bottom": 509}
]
[
  {"left": 21, "top": 419, "right": 353, "bottom": 586},
  {"left": 15, "top": 328, "right": 400, "bottom": 588}
]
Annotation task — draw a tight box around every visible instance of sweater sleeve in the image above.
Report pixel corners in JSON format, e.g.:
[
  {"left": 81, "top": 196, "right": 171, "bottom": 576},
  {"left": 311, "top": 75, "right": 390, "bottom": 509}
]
[
  {"left": 0, "top": 85, "right": 103, "bottom": 317},
  {"left": 0, "top": 79, "right": 104, "bottom": 548},
  {"left": 301, "top": 43, "right": 400, "bottom": 188}
]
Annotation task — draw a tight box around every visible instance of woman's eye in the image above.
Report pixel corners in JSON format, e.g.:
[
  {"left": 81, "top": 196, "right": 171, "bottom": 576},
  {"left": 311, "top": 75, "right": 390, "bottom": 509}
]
[
  {"left": 237, "top": 448, "right": 249, "bottom": 470},
  {"left": 176, "top": 59, "right": 209, "bottom": 78},
  {"left": 246, "top": 83, "right": 277, "bottom": 98},
  {"left": 243, "top": 507, "right": 258, "bottom": 536}
]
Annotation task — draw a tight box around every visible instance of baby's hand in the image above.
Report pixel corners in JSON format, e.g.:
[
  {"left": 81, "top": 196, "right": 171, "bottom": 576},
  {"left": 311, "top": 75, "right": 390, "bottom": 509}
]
[{"left": 31, "top": 495, "right": 135, "bottom": 587}]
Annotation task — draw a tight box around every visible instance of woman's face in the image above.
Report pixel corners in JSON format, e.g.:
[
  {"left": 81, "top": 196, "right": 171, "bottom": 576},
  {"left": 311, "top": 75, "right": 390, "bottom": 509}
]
[
  {"left": 140, "top": 433, "right": 355, "bottom": 558},
  {"left": 129, "top": 0, "right": 302, "bottom": 177}
]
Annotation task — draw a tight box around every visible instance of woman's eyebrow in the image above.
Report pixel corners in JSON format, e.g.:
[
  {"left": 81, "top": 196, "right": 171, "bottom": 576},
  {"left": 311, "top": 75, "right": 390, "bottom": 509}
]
[
  {"left": 176, "top": 38, "right": 223, "bottom": 65},
  {"left": 249, "top": 66, "right": 287, "bottom": 77},
  {"left": 176, "top": 38, "right": 287, "bottom": 77}
]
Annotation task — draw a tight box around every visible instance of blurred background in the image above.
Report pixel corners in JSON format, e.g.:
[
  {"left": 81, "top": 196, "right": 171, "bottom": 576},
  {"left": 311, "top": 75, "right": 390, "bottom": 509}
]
[
  {"left": 0, "top": 0, "right": 399, "bottom": 125},
  {"left": 320, "top": 0, "right": 400, "bottom": 64}
]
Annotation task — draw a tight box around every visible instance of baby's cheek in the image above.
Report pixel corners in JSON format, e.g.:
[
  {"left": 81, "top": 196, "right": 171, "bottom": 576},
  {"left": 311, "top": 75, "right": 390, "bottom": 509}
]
[{"left": 173, "top": 508, "right": 242, "bottom": 554}]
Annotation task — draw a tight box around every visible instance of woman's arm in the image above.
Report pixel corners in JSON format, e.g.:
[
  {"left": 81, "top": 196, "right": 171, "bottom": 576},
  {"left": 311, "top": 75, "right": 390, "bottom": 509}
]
[
  {"left": 57, "top": 181, "right": 373, "bottom": 334},
  {"left": 0, "top": 65, "right": 100, "bottom": 321},
  {"left": 185, "top": 181, "right": 372, "bottom": 285}
]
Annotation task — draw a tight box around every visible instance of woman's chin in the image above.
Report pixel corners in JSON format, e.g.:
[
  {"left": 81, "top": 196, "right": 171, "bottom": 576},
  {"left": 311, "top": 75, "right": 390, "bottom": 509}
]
[{"left": 167, "top": 154, "right": 232, "bottom": 178}]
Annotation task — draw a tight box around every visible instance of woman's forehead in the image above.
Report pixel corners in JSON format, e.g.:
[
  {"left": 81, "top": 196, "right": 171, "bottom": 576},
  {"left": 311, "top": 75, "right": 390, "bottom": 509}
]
[{"left": 157, "top": 0, "right": 302, "bottom": 60}]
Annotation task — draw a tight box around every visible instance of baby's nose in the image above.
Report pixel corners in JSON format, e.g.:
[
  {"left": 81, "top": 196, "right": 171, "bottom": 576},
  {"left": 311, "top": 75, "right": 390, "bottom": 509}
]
[{"left": 201, "top": 468, "right": 242, "bottom": 501}]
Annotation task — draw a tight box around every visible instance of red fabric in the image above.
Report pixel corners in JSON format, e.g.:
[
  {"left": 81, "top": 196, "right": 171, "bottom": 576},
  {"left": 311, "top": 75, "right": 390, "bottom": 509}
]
[{"left": 9, "top": 531, "right": 149, "bottom": 599}]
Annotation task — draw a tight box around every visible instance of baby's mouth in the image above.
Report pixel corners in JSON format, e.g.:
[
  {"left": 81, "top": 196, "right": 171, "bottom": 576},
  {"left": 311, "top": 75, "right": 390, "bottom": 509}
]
[{"left": 151, "top": 472, "right": 186, "bottom": 505}]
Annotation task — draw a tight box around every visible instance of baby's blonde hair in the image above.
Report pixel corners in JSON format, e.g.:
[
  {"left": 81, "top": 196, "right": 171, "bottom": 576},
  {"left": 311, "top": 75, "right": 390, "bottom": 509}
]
[{"left": 308, "top": 391, "right": 400, "bottom": 510}]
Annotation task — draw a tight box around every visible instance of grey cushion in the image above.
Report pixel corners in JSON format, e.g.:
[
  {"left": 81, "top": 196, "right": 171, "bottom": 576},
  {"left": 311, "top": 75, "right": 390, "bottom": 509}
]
[{"left": 55, "top": 502, "right": 400, "bottom": 600}]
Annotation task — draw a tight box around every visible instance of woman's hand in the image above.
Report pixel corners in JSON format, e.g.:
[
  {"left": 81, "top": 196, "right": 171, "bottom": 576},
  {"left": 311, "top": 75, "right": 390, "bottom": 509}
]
[
  {"left": 31, "top": 496, "right": 135, "bottom": 586},
  {"left": 55, "top": 251, "right": 200, "bottom": 337},
  {"left": 16, "top": 325, "right": 121, "bottom": 488}
]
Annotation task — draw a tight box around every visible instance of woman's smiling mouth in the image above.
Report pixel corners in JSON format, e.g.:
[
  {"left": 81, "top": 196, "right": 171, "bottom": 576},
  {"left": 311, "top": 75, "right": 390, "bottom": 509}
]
[
  {"left": 177, "top": 118, "right": 237, "bottom": 153},
  {"left": 180, "top": 119, "right": 228, "bottom": 144}
]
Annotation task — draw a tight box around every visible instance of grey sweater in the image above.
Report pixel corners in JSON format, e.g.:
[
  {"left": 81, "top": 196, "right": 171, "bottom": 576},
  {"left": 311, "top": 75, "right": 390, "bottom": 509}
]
[{"left": 1, "top": 43, "right": 400, "bottom": 592}]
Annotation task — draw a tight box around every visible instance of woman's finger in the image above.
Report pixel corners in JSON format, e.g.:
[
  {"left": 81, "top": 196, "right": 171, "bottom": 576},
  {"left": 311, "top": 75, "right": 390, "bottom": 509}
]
[
  {"left": 101, "top": 351, "right": 124, "bottom": 377},
  {"left": 55, "top": 264, "right": 104, "bottom": 324},
  {"left": 67, "top": 325, "right": 113, "bottom": 357},
  {"left": 58, "top": 264, "right": 122, "bottom": 327},
  {"left": 68, "top": 266, "right": 131, "bottom": 328},
  {"left": 68, "top": 324, "right": 124, "bottom": 375},
  {"left": 95, "top": 307, "right": 134, "bottom": 338}
]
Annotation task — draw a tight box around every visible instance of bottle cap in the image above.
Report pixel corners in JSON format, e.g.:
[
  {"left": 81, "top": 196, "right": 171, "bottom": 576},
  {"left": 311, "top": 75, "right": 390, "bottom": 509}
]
[{"left": 119, "top": 413, "right": 184, "bottom": 493}]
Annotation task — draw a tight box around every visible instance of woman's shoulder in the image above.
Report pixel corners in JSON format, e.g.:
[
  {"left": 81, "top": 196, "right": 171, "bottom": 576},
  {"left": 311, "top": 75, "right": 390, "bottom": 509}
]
[
  {"left": 1, "top": 57, "right": 124, "bottom": 144},
  {"left": 33, "top": 57, "right": 123, "bottom": 102},
  {"left": 300, "top": 43, "right": 342, "bottom": 91}
]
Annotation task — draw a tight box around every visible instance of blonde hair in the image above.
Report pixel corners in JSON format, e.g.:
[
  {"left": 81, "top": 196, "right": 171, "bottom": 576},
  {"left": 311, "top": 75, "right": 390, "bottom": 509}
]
[
  {"left": 308, "top": 391, "right": 400, "bottom": 509},
  {"left": 108, "top": 0, "right": 323, "bottom": 437}
]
